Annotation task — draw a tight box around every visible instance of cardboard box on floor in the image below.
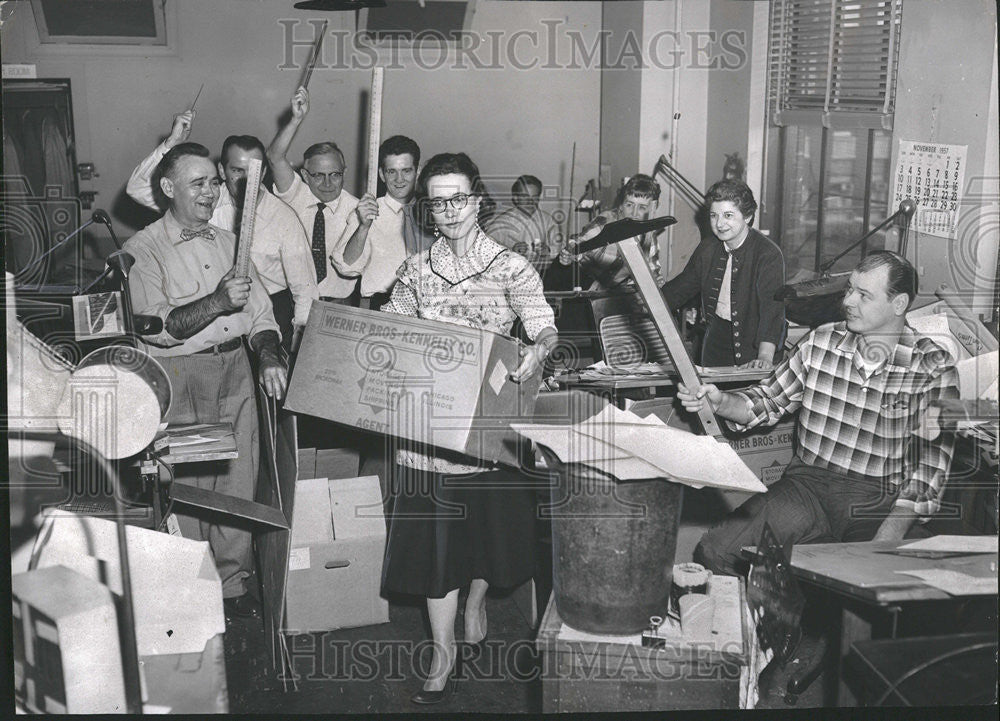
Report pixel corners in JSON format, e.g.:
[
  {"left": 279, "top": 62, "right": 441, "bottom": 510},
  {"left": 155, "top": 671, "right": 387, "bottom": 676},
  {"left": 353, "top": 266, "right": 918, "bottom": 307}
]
[
  {"left": 286, "top": 302, "right": 540, "bottom": 466},
  {"left": 31, "top": 510, "right": 229, "bottom": 714},
  {"left": 297, "top": 447, "right": 361, "bottom": 480},
  {"left": 285, "top": 475, "right": 389, "bottom": 632},
  {"left": 12, "top": 565, "right": 127, "bottom": 714}
]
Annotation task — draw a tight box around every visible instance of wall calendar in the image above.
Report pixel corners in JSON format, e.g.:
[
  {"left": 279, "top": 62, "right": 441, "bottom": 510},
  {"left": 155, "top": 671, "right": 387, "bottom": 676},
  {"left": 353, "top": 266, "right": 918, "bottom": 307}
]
[{"left": 892, "top": 141, "right": 968, "bottom": 239}]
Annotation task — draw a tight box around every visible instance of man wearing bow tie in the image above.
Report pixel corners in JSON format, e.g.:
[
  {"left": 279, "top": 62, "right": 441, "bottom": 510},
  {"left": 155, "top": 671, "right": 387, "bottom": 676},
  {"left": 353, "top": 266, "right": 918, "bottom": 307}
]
[{"left": 124, "top": 142, "right": 287, "bottom": 618}]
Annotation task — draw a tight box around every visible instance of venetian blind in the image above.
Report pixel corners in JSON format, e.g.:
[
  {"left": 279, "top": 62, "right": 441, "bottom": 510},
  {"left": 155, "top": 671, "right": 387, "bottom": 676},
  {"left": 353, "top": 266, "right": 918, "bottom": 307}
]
[{"left": 768, "top": 0, "right": 903, "bottom": 129}]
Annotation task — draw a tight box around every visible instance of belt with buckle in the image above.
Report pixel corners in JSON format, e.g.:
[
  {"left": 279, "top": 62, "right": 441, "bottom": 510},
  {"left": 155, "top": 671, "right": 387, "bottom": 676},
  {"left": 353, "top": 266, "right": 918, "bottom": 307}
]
[{"left": 194, "top": 337, "right": 244, "bottom": 355}]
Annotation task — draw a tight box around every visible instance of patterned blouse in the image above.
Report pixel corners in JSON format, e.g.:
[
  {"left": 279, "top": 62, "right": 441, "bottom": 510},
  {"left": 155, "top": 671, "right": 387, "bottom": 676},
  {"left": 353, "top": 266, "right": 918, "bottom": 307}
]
[{"left": 382, "top": 229, "right": 556, "bottom": 473}]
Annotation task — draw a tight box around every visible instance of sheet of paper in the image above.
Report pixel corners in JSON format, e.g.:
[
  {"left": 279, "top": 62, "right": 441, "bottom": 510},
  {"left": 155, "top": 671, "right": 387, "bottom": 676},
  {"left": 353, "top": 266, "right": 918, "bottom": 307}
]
[
  {"left": 515, "top": 405, "right": 766, "bottom": 491},
  {"left": 509, "top": 424, "right": 632, "bottom": 463},
  {"left": 575, "top": 406, "right": 767, "bottom": 493},
  {"left": 166, "top": 434, "right": 217, "bottom": 448},
  {"left": 585, "top": 456, "right": 677, "bottom": 482},
  {"left": 955, "top": 351, "right": 999, "bottom": 400},
  {"left": 895, "top": 569, "right": 998, "bottom": 595},
  {"left": 897, "top": 535, "right": 998, "bottom": 554}
]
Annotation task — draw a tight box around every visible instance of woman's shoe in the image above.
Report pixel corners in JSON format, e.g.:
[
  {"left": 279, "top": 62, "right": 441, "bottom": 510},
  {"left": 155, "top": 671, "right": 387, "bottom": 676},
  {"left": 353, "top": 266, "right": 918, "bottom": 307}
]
[
  {"left": 410, "top": 648, "right": 460, "bottom": 705},
  {"left": 409, "top": 675, "right": 458, "bottom": 705}
]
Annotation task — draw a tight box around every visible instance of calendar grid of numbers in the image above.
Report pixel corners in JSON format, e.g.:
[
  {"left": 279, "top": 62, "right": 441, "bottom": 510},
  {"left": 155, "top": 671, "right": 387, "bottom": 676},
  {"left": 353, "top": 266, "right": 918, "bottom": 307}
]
[{"left": 892, "top": 141, "right": 967, "bottom": 239}]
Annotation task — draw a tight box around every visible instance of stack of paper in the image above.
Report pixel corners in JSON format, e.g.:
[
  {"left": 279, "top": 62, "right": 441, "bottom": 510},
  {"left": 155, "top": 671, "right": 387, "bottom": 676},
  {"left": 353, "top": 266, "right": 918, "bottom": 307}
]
[{"left": 512, "top": 404, "right": 767, "bottom": 493}]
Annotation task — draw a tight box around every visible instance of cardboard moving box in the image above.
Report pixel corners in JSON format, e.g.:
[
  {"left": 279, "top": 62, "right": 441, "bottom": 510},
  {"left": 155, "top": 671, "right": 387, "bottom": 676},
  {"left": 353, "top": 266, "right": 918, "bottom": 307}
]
[
  {"left": 31, "top": 511, "right": 228, "bottom": 713},
  {"left": 286, "top": 302, "right": 540, "bottom": 464},
  {"left": 13, "top": 565, "right": 127, "bottom": 714},
  {"left": 298, "top": 447, "right": 362, "bottom": 481},
  {"left": 285, "top": 475, "right": 390, "bottom": 632}
]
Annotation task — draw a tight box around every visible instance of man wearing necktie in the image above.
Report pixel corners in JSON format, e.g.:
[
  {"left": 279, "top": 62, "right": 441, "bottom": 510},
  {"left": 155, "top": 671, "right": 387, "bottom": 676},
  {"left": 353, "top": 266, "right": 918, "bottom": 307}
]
[
  {"left": 268, "top": 86, "right": 361, "bottom": 305},
  {"left": 125, "top": 142, "right": 287, "bottom": 619}
]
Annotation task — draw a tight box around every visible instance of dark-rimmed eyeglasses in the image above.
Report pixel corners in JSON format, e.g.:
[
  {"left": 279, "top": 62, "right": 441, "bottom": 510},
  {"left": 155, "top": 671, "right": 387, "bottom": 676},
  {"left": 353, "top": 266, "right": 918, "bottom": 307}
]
[
  {"left": 303, "top": 169, "right": 344, "bottom": 183},
  {"left": 428, "top": 193, "right": 471, "bottom": 213}
]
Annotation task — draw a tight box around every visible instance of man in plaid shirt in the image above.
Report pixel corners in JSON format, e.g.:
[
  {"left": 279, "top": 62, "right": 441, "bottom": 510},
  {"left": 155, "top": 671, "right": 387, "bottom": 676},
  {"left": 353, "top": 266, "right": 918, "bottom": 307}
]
[{"left": 679, "top": 251, "right": 960, "bottom": 576}]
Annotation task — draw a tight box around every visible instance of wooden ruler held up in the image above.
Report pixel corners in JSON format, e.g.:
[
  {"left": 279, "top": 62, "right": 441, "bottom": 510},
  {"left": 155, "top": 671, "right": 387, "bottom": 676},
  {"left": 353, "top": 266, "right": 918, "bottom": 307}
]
[
  {"left": 366, "top": 67, "right": 384, "bottom": 197},
  {"left": 565, "top": 141, "right": 576, "bottom": 242},
  {"left": 617, "top": 236, "right": 722, "bottom": 437},
  {"left": 300, "top": 20, "right": 328, "bottom": 91},
  {"left": 235, "top": 157, "right": 263, "bottom": 278}
]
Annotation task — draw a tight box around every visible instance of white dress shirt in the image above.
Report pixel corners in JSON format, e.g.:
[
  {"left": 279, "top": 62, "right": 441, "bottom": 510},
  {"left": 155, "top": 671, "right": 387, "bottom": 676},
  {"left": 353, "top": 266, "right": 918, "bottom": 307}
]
[
  {"left": 330, "top": 195, "right": 408, "bottom": 297},
  {"left": 274, "top": 174, "right": 359, "bottom": 299},
  {"left": 126, "top": 142, "right": 319, "bottom": 324}
]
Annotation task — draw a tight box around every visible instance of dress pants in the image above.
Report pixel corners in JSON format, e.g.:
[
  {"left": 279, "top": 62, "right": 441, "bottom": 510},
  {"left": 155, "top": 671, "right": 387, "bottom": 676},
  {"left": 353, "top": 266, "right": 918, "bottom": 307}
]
[
  {"left": 159, "top": 345, "right": 259, "bottom": 598},
  {"left": 269, "top": 289, "right": 294, "bottom": 352},
  {"left": 694, "top": 456, "right": 900, "bottom": 577}
]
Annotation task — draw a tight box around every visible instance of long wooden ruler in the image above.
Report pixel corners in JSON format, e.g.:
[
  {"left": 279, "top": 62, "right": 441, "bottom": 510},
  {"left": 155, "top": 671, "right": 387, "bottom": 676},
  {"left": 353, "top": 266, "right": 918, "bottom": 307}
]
[
  {"left": 300, "top": 20, "right": 328, "bottom": 90},
  {"left": 235, "top": 157, "right": 263, "bottom": 278},
  {"left": 617, "top": 236, "right": 722, "bottom": 437},
  {"left": 366, "top": 67, "right": 384, "bottom": 197}
]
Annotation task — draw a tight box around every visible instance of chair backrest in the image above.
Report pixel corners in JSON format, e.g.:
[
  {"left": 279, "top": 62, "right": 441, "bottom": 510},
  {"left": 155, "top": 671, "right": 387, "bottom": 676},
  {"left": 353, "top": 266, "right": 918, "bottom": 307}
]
[{"left": 598, "top": 313, "right": 676, "bottom": 370}]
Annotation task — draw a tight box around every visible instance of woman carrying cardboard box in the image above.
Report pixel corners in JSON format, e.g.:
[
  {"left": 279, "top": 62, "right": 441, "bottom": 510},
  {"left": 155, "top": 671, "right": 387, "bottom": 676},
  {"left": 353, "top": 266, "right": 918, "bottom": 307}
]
[{"left": 379, "top": 152, "right": 558, "bottom": 705}]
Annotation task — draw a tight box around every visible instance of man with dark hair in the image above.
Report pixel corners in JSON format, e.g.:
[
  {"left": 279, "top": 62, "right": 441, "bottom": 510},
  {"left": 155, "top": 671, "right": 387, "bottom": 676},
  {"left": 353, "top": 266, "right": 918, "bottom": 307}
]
[
  {"left": 678, "top": 251, "right": 960, "bottom": 576},
  {"left": 331, "top": 134, "right": 434, "bottom": 309},
  {"left": 126, "top": 111, "right": 318, "bottom": 347},
  {"left": 125, "top": 142, "right": 288, "bottom": 618},
  {"left": 486, "top": 174, "right": 563, "bottom": 275},
  {"left": 267, "top": 87, "right": 360, "bottom": 305},
  {"left": 561, "top": 173, "right": 664, "bottom": 290}
]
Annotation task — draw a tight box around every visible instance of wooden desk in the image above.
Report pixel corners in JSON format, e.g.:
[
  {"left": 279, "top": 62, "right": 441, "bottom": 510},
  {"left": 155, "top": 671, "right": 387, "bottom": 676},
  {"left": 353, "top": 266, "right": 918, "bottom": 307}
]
[
  {"left": 745, "top": 541, "right": 998, "bottom": 706},
  {"left": 777, "top": 541, "right": 996, "bottom": 606}
]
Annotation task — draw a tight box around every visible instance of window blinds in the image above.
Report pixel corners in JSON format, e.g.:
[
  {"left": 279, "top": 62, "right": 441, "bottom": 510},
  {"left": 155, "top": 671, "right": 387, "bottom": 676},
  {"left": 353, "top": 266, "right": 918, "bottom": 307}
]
[{"left": 768, "top": 0, "right": 902, "bottom": 129}]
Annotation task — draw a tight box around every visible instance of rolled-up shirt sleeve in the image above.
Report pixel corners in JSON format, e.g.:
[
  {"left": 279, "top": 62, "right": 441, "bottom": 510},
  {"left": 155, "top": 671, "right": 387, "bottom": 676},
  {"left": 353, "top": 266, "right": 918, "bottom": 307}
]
[
  {"left": 893, "top": 366, "right": 960, "bottom": 515},
  {"left": 126, "top": 142, "right": 169, "bottom": 211},
  {"left": 329, "top": 212, "right": 370, "bottom": 277},
  {"left": 729, "top": 337, "right": 809, "bottom": 432}
]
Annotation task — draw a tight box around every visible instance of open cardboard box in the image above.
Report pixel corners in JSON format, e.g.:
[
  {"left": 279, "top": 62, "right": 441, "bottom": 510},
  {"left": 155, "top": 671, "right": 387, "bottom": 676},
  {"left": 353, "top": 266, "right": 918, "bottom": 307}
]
[
  {"left": 285, "top": 475, "right": 389, "bottom": 632},
  {"left": 297, "top": 447, "right": 361, "bottom": 481},
  {"left": 12, "top": 565, "right": 127, "bottom": 714},
  {"left": 30, "top": 510, "right": 229, "bottom": 713}
]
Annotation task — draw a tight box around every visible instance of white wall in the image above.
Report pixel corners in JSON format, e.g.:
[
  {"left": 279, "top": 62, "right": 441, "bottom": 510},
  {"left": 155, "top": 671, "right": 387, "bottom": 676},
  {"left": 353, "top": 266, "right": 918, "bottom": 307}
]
[
  {"left": 887, "top": 0, "right": 997, "bottom": 311},
  {"left": 1, "top": 0, "right": 602, "bottom": 235}
]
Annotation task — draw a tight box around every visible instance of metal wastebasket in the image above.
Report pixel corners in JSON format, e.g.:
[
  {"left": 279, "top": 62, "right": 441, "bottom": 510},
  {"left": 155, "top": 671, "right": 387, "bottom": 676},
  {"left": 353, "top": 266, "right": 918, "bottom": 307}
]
[{"left": 533, "top": 391, "right": 683, "bottom": 635}]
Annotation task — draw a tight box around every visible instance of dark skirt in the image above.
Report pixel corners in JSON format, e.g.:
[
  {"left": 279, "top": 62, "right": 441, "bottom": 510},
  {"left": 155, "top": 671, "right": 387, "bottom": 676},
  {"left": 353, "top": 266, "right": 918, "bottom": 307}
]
[
  {"left": 701, "top": 315, "right": 736, "bottom": 366},
  {"left": 381, "top": 464, "right": 537, "bottom": 599}
]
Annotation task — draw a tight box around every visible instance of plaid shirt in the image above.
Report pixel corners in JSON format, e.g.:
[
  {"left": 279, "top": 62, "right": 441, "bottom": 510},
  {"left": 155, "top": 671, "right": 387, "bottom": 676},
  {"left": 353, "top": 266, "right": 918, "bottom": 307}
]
[{"left": 733, "top": 322, "right": 960, "bottom": 515}]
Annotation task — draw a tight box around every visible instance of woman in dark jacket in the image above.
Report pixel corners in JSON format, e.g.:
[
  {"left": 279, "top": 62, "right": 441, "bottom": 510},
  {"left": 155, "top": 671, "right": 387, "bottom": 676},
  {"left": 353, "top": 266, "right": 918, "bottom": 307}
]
[{"left": 662, "top": 179, "right": 785, "bottom": 368}]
